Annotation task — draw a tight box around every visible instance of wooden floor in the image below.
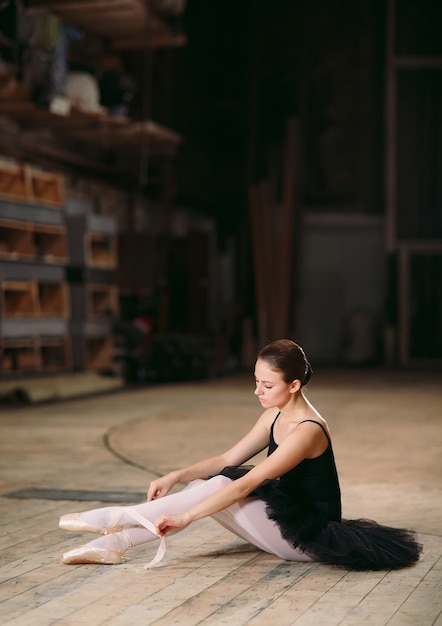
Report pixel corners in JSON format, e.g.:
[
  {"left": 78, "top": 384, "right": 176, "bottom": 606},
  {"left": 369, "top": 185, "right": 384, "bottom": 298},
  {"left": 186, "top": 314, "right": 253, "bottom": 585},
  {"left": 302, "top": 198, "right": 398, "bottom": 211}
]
[{"left": 0, "top": 369, "right": 441, "bottom": 625}]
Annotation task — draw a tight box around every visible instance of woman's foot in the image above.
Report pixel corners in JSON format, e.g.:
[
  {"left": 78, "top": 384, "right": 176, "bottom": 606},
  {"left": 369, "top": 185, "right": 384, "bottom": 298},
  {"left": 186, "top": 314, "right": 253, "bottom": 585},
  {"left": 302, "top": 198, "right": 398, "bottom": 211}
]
[
  {"left": 62, "top": 530, "right": 133, "bottom": 565},
  {"left": 62, "top": 545, "right": 124, "bottom": 565},
  {"left": 59, "top": 513, "right": 123, "bottom": 535}
]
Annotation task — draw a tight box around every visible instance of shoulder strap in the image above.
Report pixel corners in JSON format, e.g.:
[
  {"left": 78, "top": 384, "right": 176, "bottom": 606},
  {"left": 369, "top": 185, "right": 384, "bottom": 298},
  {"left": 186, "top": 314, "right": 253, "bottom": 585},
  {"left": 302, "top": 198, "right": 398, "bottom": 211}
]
[
  {"left": 298, "top": 419, "right": 331, "bottom": 445},
  {"left": 270, "top": 411, "right": 281, "bottom": 432}
]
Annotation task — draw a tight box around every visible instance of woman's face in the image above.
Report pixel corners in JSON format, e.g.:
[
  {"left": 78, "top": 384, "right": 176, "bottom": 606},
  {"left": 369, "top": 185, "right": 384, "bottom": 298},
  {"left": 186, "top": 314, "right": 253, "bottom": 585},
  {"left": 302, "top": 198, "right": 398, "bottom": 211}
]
[{"left": 254, "top": 358, "right": 294, "bottom": 409}]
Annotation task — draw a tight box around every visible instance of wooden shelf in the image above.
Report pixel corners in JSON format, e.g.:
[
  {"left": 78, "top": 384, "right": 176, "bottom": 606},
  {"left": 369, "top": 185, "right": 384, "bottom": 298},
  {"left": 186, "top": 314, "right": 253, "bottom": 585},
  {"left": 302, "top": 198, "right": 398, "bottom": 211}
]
[
  {"left": 86, "top": 232, "right": 117, "bottom": 268},
  {"left": 0, "top": 219, "right": 67, "bottom": 263},
  {"left": 87, "top": 284, "right": 118, "bottom": 319},
  {"left": 19, "top": 0, "right": 187, "bottom": 52}
]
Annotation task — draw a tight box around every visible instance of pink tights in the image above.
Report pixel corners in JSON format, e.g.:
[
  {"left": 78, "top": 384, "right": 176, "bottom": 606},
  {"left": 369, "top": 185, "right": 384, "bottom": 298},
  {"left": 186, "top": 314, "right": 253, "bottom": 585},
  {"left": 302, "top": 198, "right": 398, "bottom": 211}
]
[{"left": 76, "top": 476, "right": 312, "bottom": 562}]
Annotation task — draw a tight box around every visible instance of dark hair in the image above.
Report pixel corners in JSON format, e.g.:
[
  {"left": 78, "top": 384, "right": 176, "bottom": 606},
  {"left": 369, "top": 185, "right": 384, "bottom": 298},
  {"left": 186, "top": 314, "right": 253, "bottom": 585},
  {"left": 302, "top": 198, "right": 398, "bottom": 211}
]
[{"left": 257, "top": 339, "right": 312, "bottom": 386}]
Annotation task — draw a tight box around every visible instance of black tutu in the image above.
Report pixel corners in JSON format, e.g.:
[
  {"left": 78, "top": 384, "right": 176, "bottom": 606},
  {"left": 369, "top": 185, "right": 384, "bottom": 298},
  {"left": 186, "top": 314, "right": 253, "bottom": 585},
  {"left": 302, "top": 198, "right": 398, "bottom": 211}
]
[{"left": 219, "top": 465, "right": 422, "bottom": 571}]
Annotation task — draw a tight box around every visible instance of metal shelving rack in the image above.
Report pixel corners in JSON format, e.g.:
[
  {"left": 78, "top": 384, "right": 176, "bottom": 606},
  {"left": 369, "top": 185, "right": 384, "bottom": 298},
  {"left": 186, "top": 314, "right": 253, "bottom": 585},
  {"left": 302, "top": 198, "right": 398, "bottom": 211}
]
[
  {"left": 0, "top": 161, "right": 71, "bottom": 375},
  {"left": 66, "top": 209, "right": 118, "bottom": 372}
]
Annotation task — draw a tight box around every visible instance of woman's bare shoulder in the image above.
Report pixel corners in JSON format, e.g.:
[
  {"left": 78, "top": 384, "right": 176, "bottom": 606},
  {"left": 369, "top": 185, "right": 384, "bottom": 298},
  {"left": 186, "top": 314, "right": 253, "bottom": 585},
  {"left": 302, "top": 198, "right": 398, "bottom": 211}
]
[
  {"left": 294, "top": 414, "right": 332, "bottom": 451},
  {"left": 256, "top": 407, "right": 280, "bottom": 430}
]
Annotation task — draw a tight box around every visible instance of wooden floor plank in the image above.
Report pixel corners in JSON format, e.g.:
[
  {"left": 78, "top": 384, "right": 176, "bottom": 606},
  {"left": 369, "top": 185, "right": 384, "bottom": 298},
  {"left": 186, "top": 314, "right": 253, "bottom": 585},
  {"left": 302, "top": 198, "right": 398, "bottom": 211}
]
[
  {"left": 139, "top": 555, "right": 308, "bottom": 626},
  {"left": 185, "top": 562, "right": 332, "bottom": 626},
  {"left": 387, "top": 556, "right": 442, "bottom": 626},
  {"left": 105, "top": 554, "right": 266, "bottom": 625},
  {"left": 244, "top": 568, "right": 373, "bottom": 625},
  {"left": 0, "top": 371, "right": 440, "bottom": 626}
]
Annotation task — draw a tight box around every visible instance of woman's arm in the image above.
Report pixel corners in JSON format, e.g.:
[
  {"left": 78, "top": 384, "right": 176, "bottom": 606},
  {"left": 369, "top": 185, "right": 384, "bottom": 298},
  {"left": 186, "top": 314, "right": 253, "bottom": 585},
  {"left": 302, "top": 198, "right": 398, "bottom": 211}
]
[
  {"left": 154, "top": 421, "right": 326, "bottom": 535},
  {"left": 147, "top": 409, "right": 275, "bottom": 501}
]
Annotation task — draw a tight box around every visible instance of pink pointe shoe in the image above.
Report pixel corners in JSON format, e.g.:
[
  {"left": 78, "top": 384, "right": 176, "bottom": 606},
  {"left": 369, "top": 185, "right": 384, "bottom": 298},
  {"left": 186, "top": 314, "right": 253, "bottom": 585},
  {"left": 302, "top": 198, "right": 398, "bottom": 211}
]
[
  {"left": 59, "top": 513, "right": 123, "bottom": 535},
  {"left": 62, "top": 545, "right": 124, "bottom": 565}
]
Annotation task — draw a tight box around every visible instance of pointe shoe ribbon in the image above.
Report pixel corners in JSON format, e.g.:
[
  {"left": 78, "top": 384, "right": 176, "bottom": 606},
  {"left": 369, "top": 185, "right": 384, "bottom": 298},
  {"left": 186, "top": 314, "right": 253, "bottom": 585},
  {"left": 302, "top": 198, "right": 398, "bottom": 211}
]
[{"left": 120, "top": 508, "right": 167, "bottom": 569}]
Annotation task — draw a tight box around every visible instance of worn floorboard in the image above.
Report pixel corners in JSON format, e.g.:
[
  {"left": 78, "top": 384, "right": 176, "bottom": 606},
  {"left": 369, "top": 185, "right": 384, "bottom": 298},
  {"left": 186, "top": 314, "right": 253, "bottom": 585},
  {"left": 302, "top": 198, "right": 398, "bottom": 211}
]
[{"left": 0, "top": 370, "right": 440, "bottom": 625}]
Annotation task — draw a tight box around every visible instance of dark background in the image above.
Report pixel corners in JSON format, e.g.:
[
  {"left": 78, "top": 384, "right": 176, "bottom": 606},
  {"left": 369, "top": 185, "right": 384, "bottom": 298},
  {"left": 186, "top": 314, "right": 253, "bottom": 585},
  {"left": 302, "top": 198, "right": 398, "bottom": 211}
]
[{"left": 1, "top": 0, "right": 441, "bottom": 377}]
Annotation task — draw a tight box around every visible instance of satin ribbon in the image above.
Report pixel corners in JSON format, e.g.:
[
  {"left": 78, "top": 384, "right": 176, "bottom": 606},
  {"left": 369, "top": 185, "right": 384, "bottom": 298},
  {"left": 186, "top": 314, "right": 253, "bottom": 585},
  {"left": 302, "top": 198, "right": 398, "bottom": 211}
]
[{"left": 116, "top": 508, "right": 167, "bottom": 569}]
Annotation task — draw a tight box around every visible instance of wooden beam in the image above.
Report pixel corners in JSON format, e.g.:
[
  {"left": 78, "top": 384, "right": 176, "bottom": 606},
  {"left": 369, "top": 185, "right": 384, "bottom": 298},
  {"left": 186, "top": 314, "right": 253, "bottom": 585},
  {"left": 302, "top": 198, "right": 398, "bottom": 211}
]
[{"left": 0, "top": 99, "right": 182, "bottom": 151}]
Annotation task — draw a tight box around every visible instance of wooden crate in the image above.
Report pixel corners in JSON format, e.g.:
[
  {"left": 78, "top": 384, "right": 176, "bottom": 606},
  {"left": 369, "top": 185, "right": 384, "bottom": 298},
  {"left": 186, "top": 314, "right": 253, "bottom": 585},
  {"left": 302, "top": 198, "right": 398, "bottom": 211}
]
[
  {"left": 87, "top": 284, "right": 118, "bottom": 319},
  {"left": 0, "top": 219, "right": 67, "bottom": 262},
  {"left": 0, "top": 219, "right": 35, "bottom": 260},
  {"left": 28, "top": 168, "right": 65, "bottom": 207},
  {"left": 39, "top": 336, "right": 71, "bottom": 371},
  {"left": 85, "top": 232, "right": 117, "bottom": 268},
  {"left": 1, "top": 338, "right": 40, "bottom": 373},
  {"left": 37, "top": 282, "right": 69, "bottom": 317},
  {"left": 85, "top": 336, "right": 113, "bottom": 371},
  {"left": 0, "top": 163, "right": 32, "bottom": 202},
  {"left": 0, "top": 163, "right": 64, "bottom": 206},
  {"left": 1, "top": 280, "right": 69, "bottom": 317},
  {"left": 0, "top": 336, "right": 70, "bottom": 373},
  {"left": 1, "top": 281, "right": 38, "bottom": 317},
  {"left": 33, "top": 224, "right": 68, "bottom": 262}
]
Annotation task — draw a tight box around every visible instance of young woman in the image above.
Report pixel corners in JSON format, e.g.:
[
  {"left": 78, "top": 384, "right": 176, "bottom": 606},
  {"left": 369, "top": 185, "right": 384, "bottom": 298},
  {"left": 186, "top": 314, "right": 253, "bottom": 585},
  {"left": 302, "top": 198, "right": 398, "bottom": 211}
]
[{"left": 59, "top": 339, "right": 421, "bottom": 570}]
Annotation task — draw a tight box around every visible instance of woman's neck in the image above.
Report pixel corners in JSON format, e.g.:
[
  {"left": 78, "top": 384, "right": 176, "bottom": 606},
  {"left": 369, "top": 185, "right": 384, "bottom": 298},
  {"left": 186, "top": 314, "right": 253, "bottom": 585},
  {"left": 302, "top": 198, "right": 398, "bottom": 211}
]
[{"left": 278, "top": 391, "right": 309, "bottom": 423}]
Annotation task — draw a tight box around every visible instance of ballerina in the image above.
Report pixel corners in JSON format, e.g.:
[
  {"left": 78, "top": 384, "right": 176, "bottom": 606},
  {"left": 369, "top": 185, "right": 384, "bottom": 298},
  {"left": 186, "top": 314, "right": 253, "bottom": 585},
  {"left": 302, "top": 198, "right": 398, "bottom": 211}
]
[{"left": 59, "top": 339, "right": 421, "bottom": 570}]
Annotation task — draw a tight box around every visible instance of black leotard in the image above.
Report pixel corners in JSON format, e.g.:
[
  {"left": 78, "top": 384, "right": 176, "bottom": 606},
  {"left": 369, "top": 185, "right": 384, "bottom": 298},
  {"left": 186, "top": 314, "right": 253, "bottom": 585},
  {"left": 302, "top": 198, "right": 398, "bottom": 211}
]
[{"left": 268, "top": 417, "right": 342, "bottom": 523}]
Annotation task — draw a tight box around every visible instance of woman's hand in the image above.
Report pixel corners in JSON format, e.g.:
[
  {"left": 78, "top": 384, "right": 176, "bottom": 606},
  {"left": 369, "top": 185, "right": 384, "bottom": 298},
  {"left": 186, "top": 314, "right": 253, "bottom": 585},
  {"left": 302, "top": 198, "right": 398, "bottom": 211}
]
[
  {"left": 147, "top": 472, "right": 178, "bottom": 501},
  {"left": 155, "top": 512, "right": 191, "bottom": 537}
]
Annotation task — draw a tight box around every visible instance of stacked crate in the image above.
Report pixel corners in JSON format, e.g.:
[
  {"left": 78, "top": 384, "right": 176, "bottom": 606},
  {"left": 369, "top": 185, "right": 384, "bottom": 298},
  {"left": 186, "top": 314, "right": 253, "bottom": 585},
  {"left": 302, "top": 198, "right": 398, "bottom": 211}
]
[
  {"left": 0, "top": 162, "right": 70, "bottom": 375},
  {"left": 66, "top": 205, "right": 118, "bottom": 372}
]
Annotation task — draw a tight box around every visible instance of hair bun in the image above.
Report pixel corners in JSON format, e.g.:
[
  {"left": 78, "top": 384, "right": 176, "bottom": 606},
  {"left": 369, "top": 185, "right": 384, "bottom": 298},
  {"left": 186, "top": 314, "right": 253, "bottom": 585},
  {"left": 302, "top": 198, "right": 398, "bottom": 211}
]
[{"left": 303, "top": 361, "right": 313, "bottom": 386}]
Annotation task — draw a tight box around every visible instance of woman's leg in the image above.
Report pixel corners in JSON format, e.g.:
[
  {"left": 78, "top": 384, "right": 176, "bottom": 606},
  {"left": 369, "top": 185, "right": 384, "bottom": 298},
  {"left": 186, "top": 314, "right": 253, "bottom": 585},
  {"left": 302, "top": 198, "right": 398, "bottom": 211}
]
[
  {"left": 76, "top": 475, "right": 232, "bottom": 530},
  {"left": 212, "top": 499, "right": 313, "bottom": 561},
  {"left": 62, "top": 476, "right": 233, "bottom": 563},
  {"left": 62, "top": 476, "right": 312, "bottom": 563}
]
